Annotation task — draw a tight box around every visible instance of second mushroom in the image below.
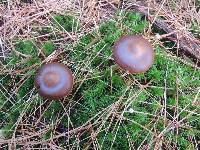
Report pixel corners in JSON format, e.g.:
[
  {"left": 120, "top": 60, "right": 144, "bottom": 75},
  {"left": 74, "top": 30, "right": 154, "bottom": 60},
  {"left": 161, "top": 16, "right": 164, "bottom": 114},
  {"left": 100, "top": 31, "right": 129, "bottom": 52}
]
[{"left": 113, "top": 35, "right": 154, "bottom": 74}]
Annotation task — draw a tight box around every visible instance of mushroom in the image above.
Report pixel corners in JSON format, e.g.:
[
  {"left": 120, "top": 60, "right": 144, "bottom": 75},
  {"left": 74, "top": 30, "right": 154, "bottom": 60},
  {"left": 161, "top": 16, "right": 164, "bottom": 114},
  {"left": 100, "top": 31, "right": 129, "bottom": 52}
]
[
  {"left": 113, "top": 35, "right": 154, "bottom": 74},
  {"left": 35, "top": 62, "right": 73, "bottom": 99}
]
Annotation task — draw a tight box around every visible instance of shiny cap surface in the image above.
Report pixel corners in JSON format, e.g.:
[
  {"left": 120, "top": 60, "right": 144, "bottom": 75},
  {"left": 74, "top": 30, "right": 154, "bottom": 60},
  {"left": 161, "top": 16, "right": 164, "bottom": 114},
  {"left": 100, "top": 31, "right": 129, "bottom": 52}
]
[
  {"left": 113, "top": 35, "right": 154, "bottom": 73},
  {"left": 35, "top": 62, "right": 73, "bottom": 99}
]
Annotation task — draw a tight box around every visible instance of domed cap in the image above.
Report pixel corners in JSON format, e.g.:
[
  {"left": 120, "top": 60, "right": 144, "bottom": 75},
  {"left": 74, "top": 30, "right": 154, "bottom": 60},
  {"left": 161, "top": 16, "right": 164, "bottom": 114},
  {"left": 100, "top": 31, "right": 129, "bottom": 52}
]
[
  {"left": 113, "top": 35, "right": 154, "bottom": 74},
  {"left": 35, "top": 62, "right": 73, "bottom": 99}
]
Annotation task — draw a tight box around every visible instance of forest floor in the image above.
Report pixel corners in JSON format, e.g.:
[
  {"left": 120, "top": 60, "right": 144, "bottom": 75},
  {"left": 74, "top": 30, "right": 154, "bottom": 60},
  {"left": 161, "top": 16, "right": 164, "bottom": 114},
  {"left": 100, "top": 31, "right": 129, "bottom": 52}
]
[{"left": 0, "top": 0, "right": 200, "bottom": 149}]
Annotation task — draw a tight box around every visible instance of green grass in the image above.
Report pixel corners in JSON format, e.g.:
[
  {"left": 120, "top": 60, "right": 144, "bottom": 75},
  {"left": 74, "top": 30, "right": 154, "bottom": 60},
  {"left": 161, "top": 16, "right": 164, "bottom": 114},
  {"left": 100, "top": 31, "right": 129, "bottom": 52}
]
[{"left": 0, "top": 12, "right": 200, "bottom": 149}]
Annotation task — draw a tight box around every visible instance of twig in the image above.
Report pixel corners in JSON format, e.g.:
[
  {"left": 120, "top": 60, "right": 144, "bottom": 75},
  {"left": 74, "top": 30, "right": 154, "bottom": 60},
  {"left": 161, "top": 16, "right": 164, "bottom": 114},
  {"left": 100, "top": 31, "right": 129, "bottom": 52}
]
[{"left": 125, "top": 3, "right": 200, "bottom": 60}]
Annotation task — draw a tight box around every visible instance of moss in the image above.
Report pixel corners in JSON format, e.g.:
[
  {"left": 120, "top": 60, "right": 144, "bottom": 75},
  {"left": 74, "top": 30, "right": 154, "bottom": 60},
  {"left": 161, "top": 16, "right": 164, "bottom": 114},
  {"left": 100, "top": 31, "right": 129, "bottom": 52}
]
[
  {"left": 18, "top": 76, "right": 35, "bottom": 98},
  {"left": 53, "top": 15, "right": 79, "bottom": 32},
  {"left": 42, "top": 41, "right": 55, "bottom": 56},
  {"left": 0, "top": 123, "right": 14, "bottom": 139},
  {"left": 15, "top": 40, "right": 37, "bottom": 56}
]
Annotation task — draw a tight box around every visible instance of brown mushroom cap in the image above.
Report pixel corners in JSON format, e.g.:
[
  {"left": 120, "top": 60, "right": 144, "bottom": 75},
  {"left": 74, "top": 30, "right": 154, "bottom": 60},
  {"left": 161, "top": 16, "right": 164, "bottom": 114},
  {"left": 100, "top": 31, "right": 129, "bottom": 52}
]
[
  {"left": 35, "top": 62, "right": 73, "bottom": 99},
  {"left": 113, "top": 35, "right": 154, "bottom": 74}
]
